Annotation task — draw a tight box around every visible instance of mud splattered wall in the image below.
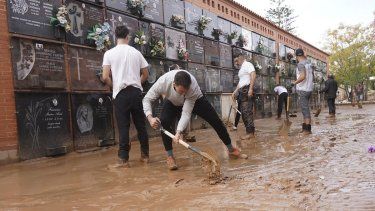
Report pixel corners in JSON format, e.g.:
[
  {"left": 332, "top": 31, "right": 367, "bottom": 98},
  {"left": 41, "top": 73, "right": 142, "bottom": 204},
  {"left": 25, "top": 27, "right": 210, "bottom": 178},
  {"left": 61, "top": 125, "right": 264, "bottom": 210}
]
[{"left": 1, "top": 0, "right": 328, "bottom": 161}]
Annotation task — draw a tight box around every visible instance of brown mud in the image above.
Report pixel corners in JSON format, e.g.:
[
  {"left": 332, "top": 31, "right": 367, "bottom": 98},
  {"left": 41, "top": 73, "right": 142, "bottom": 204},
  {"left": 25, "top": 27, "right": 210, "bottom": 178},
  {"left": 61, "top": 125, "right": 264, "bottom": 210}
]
[{"left": 0, "top": 105, "right": 374, "bottom": 210}]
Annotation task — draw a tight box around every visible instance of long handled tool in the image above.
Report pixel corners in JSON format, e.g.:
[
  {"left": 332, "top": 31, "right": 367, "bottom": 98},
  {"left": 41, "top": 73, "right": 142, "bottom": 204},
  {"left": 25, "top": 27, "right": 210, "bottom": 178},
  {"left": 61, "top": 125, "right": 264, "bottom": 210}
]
[
  {"left": 314, "top": 91, "right": 322, "bottom": 117},
  {"left": 226, "top": 101, "right": 242, "bottom": 125},
  {"left": 279, "top": 94, "right": 292, "bottom": 136},
  {"left": 160, "top": 127, "right": 219, "bottom": 172}
]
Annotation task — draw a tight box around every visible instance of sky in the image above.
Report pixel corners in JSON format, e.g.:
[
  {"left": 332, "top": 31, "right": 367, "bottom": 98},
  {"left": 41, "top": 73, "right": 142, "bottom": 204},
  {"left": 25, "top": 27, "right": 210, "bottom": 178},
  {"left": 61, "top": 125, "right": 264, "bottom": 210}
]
[{"left": 233, "top": 0, "right": 374, "bottom": 50}]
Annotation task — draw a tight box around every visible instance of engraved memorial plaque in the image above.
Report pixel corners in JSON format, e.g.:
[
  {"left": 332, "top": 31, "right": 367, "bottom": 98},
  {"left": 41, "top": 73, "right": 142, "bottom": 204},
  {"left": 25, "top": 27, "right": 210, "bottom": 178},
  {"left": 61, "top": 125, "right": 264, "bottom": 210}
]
[
  {"left": 11, "top": 38, "right": 67, "bottom": 89},
  {"left": 188, "top": 63, "right": 206, "bottom": 92},
  {"left": 202, "top": 10, "right": 218, "bottom": 39},
  {"left": 163, "top": 0, "right": 184, "bottom": 27},
  {"left": 143, "top": 59, "right": 165, "bottom": 92},
  {"left": 185, "top": 2, "right": 202, "bottom": 35},
  {"left": 8, "top": 0, "right": 61, "bottom": 39},
  {"left": 15, "top": 93, "right": 72, "bottom": 160},
  {"left": 230, "top": 23, "right": 241, "bottom": 45},
  {"left": 218, "top": 17, "right": 230, "bottom": 43},
  {"left": 105, "top": 0, "right": 129, "bottom": 13},
  {"left": 71, "top": 93, "right": 114, "bottom": 150},
  {"left": 206, "top": 94, "right": 222, "bottom": 117},
  {"left": 186, "top": 34, "right": 204, "bottom": 64},
  {"left": 68, "top": 47, "right": 107, "bottom": 91},
  {"left": 220, "top": 69, "right": 234, "bottom": 93},
  {"left": 65, "top": 0, "right": 104, "bottom": 46},
  {"left": 107, "top": 11, "right": 139, "bottom": 47},
  {"left": 219, "top": 43, "right": 232, "bottom": 68},
  {"left": 205, "top": 67, "right": 220, "bottom": 92},
  {"left": 204, "top": 39, "right": 219, "bottom": 66},
  {"left": 165, "top": 28, "right": 186, "bottom": 60},
  {"left": 144, "top": 0, "right": 164, "bottom": 24}
]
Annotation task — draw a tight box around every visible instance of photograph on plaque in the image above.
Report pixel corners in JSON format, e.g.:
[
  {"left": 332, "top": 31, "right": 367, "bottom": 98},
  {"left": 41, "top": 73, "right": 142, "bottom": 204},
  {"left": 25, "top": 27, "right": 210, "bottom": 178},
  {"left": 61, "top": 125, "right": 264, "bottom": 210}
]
[
  {"left": 202, "top": 10, "right": 218, "bottom": 39},
  {"left": 206, "top": 95, "right": 222, "bottom": 117},
  {"left": 220, "top": 69, "right": 234, "bottom": 93},
  {"left": 144, "top": 0, "right": 164, "bottom": 24},
  {"left": 230, "top": 23, "right": 241, "bottom": 45},
  {"left": 107, "top": 10, "right": 139, "bottom": 47},
  {"left": 15, "top": 93, "right": 72, "bottom": 160},
  {"left": 71, "top": 93, "right": 114, "bottom": 150},
  {"left": 68, "top": 47, "right": 107, "bottom": 91},
  {"left": 241, "top": 28, "right": 252, "bottom": 51},
  {"left": 188, "top": 63, "right": 206, "bottom": 92},
  {"left": 205, "top": 68, "right": 221, "bottom": 92},
  {"left": 185, "top": 2, "right": 202, "bottom": 35},
  {"left": 165, "top": 28, "right": 186, "bottom": 60},
  {"left": 8, "top": 0, "right": 62, "bottom": 39},
  {"left": 163, "top": 0, "right": 184, "bottom": 27},
  {"left": 186, "top": 34, "right": 204, "bottom": 64},
  {"left": 219, "top": 43, "right": 232, "bottom": 68},
  {"left": 204, "top": 39, "right": 220, "bottom": 66},
  {"left": 11, "top": 38, "right": 66, "bottom": 90},
  {"left": 218, "top": 17, "right": 231, "bottom": 43},
  {"left": 143, "top": 59, "right": 165, "bottom": 92},
  {"left": 65, "top": 0, "right": 104, "bottom": 46}
]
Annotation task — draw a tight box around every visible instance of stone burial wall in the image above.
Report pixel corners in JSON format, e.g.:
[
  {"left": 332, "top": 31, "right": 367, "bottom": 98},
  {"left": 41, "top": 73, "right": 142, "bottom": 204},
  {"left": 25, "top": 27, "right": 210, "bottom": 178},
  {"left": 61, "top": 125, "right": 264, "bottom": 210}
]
[{"left": 4, "top": 0, "right": 324, "bottom": 160}]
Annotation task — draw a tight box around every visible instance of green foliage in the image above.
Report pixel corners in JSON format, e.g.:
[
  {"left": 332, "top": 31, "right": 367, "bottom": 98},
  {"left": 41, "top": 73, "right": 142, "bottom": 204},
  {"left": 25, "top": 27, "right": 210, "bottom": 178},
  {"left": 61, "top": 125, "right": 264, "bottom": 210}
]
[{"left": 266, "top": 0, "right": 297, "bottom": 34}]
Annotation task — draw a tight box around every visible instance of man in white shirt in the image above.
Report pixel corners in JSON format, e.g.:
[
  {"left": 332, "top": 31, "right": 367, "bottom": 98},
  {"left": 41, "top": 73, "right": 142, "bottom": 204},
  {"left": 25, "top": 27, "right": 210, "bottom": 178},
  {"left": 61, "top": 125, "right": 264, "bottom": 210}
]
[
  {"left": 232, "top": 52, "right": 256, "bottom": 140},
  {"left": 143, "top": 68, "right": 244, "bottom": 170},
  {"left": 292, "top": 48, "right": 314, "bottom": 134},
  {"left": 101, "top": 26, "right": 149, "bottom": 167},
  {"left": 274, "top": 84, "right": 288, "bottom": 120}
]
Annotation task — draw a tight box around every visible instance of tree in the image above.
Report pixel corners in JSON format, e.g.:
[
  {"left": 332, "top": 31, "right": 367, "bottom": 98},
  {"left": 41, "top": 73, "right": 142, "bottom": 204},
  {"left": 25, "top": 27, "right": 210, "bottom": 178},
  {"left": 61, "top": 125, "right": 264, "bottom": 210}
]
[
  {"left": 266, "top": 0, "right": 297, "bottom": 34},
  {"left": 323, "top": 23, "right": 375, "bottom": 98}
]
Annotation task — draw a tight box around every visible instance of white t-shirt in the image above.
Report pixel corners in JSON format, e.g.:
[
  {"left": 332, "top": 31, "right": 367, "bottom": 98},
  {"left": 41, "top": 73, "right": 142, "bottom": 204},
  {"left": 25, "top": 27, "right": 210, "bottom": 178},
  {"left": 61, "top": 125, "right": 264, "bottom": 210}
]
[
  {"left": 296, "top": 60, "right": 314, "bottom": 92},
  {"left": 237, "top": 61, "right": 255, "bottom": 88},
  {"left": 102, "top": 44, "right": 148, "bottom": 99},
  {"left": 274, "top": 86, "right": 288, "bottom": 95}
]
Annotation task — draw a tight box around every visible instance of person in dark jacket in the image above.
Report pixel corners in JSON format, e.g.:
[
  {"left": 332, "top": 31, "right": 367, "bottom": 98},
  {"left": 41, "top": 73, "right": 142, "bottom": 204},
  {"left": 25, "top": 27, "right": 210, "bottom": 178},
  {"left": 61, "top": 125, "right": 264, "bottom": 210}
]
[{"left": 322, "top": 74, "right": 338, "bottom": 117}]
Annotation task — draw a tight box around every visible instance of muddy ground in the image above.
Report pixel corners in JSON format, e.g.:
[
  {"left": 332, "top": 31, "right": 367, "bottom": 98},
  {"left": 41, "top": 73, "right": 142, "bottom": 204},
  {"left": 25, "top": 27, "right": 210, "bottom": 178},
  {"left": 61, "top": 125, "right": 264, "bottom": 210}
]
[{"left": 0, "top": 105, "right": 374, "bottom": 210}]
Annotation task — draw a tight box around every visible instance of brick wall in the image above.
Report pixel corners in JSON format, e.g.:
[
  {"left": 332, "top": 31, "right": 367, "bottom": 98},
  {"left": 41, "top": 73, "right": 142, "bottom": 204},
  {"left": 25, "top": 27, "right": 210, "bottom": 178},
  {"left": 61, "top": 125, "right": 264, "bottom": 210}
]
[{"left": 0, "top": 0, "right": 18, "bottom": 151}]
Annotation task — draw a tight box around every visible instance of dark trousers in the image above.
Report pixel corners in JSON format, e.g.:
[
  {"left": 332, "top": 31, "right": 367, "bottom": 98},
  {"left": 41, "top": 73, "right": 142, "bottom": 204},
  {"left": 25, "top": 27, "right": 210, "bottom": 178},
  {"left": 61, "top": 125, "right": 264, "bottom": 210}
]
[
  {"left": 239, "top": 86, "right": 255, "bottom": 134},
  {"left": 327, "top": 98, "right": 336, "bottom": 114},
  {"left": 160, "top": 96, "right": 232, "bottom": 151},
  {"left": 114, "top": 86, "right": 149, "bottom": 160},
  {"left": 277, "top": 92, "right": 288, "bottom": 118},
  {"left": 234, "top": 97, "right": 241, "bottom": 127}
]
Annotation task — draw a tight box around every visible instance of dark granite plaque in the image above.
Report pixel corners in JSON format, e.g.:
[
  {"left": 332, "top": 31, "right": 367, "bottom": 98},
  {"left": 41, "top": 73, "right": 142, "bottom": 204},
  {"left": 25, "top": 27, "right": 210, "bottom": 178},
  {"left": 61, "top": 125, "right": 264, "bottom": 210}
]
[
  {"left": 185, "top": 2, "right": 202, "bottom": 35},
  {"left": 262, "top": 76, "right": 269, "bottom": 94},
  {"left": 241, "top": 28, "right": 252, "bottom": 51},
  {"left": 205, "top": 67, "right": 220, "bottom": 92},
  {"left": 267, "top": 58, "right": 277, "bottom": 77},
  {"left": 204, "top": 39, "right": 219, "bottom": 66},
  {"left": 11, "top": 38, "right": 66, "bottom": 90},
  {"left": 252, "top": 32, "right": 261, "bottom": 53},
  {"left": 68, "top": 47, "right": 107, "bottom": 91},
  {"left": 143, "top": 59, "right": 165, "bottom": 92},
  {"left": 188, "top": 63, "right": 206, "bottom": 92},
  {"left": 230, "top": 23, "right": 241, "bottom": 45},
  {"left": 264, "top": 95, "right": 272, "bottom": 117},
  {"left": 220, "top": 69, "right": 233, "bottom": 93},
  {"left": 218, "top": 17, "right": 230, "bottom": 43},
  {"left": 186, "top": 34, "right": 204, "bottom": 64},
  {"left": 254, "top": 74, "right": 263, "bottom": 94},
  {"left": 165, "top": 28, "right": 186, "bottom": 60},
  {"left": 145, "top": 96, "right": 164, "bottom": 137},
  {"left": 270, "top": 95, "right": 277, "bottom": 115},
  {"left": 233, "top": 70, "right": 239, "bottom": 91},
  {"left": 254, "top": 95, "right": 264, "bottom": 118},
  {"left": 163, "top": 0, "right": 184, "bottom": 26},
  {"left": 65, "top": 0, "right": 104, "bottom": 46},
  {"left": 141, "top": 23, "right": 164, "bottom": 56},
  {"left": 15, "top": 93, "right": 72, "bottom": 160},
  {"left": 202, "top": 10, "right": 218, "bottom": 39},
  {"left": 71, "top": 93, "right": 114, "bottom": 150},
  {"left": 8, "top": 0, "right": 61, "bottom": 39},
  {"left": 144, "top": 0, "right": 164, "bottom": 24},
  {"left": 107, "top": 10, "right": 139, "bottom": 47},
  {"left": 206, "top": 94, "right": 221, "bottom": 117},
  {"left": 219, "top": 43, "right": 232, "bottom": 68},
  {"left": 105, "top": 0, "right": 129, "bottom": 13}
]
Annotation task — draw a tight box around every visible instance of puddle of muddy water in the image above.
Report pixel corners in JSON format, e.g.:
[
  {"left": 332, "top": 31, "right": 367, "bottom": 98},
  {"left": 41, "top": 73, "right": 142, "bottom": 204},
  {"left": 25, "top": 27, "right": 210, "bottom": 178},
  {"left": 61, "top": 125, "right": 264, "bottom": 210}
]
[{"left": 0, "top": 105, "right": 374, "bottom": 210}]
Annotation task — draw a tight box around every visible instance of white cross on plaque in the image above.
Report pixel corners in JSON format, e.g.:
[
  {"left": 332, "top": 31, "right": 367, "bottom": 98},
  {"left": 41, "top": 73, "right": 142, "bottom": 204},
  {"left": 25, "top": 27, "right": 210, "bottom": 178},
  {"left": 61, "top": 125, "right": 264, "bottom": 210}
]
[{"left": 72, "top": 51, "right": 84, "bottom": 80}]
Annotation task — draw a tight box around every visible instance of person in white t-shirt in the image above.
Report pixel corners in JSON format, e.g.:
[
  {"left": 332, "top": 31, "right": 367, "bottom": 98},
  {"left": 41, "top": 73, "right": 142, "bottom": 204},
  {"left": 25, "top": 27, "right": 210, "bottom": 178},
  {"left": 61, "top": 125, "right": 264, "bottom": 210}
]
[
  {"left": 232, "top": 52, "right": 256, "bottom": 140},
  {"left": 273, "top": 84, "right": 288, "bottom": 120},
  {"left": 291, "top": 48, "right": 314, "bottom": 134},
  {"left": 101, "top": 26, "right": 149, "bottom": 167}
]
